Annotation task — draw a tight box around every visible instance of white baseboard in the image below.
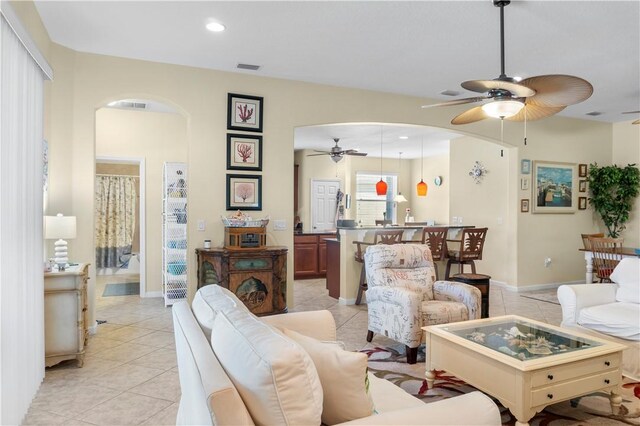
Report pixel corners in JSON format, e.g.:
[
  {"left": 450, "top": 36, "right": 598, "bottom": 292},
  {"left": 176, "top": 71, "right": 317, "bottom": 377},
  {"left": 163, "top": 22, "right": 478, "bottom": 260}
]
[
  {"left": 143, "top": 291, "right": 163, "bottom": 298},
  {"left": 88, "top": 321, "right": 97, "bottom": 335},
  {"left": 491, "top": 279, "right": 583, "bottom": 293}
]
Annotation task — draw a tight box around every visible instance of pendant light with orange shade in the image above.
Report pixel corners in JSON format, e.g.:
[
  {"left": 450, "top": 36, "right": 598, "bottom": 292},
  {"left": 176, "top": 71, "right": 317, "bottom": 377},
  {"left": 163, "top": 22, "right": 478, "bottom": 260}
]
[
  {"left": 376, "top": 126, "right": 387, "bottom": 196},
  {"left": 416, "top": 137, "right": 428, "bottom": 197}
]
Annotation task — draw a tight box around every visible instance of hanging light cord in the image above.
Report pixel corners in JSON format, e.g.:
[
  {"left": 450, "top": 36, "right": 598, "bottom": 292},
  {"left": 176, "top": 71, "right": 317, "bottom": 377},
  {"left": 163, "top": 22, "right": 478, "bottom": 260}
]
[
  {"left": 380, "top": 126, "right": 383, "bottom": 179},
  {"left": 420, "top": 138, "right": 424, "bottom": 179}
]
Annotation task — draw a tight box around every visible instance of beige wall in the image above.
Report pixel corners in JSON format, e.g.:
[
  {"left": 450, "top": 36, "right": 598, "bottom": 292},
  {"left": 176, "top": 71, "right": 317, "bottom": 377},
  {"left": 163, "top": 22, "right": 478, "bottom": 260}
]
[
  {"left": 410, "top": 154, "right": 450, "bottom": 225},
  {"left": 449, "top": 136, "right": 512, "bottom": 283},
  {"left": 96, "top": 108, "right": 188, "bottom": 294},
  {"left": 612, "top": 121, "right": 640, "bottom": 248}
]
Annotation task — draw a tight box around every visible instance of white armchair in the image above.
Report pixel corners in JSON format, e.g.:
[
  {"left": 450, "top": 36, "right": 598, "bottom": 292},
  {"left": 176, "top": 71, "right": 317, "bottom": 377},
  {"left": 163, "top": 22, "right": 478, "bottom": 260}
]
[
  {"left": 364, "top": 244, "right": 482, "bottom": 364},
  {"left": 557, "top": 258, "right": 640, "bottom": 381}
]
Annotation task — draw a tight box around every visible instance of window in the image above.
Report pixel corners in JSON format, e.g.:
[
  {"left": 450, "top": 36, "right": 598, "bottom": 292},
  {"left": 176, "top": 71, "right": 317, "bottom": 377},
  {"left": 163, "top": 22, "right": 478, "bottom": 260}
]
[{"left": 355, "top": 172, "right": 397, "bottom": 226}]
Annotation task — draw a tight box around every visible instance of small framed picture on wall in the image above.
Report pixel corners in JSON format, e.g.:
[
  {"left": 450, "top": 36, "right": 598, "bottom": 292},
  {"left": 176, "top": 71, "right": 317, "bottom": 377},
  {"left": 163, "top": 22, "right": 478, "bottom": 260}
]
[
  {"left": 520, "top": 177, "right": 529, "bottom": 190},
  {"left": 578, "top": 197, "right": 587, "bottom": 210},
  {"left": 227, "top": 93, "right": 264, "bottom": 133},
  {"left": 579, "top": 180, "right": 587, "bottom": 192},
  {"left": 227, "top": 134, "right": 262, "bottom": 171},
  {"left": 226, "top": 174, "right": 262, "bottom": 211},
  {"left": 521, "top": 159, "right": 531, "bottom": 174},
  {"left": 521, "top": 199, "right": 530, "bottom": 213},
  {"left": 578, "top": 164, "right": 588, "bottom": 177}
]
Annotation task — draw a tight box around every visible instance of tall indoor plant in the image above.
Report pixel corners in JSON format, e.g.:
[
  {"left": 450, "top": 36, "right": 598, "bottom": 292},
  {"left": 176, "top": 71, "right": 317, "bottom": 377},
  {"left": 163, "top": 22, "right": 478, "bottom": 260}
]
[{"left": 588, "top": 163, "right": 640, "bottom": 237}]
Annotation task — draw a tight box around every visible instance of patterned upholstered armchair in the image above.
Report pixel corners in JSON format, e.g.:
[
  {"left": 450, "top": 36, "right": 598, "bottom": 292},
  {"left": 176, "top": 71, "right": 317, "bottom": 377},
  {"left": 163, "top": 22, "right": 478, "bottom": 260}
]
[{"left": 364, "top": 244, "right": 482, "bottom": 364}]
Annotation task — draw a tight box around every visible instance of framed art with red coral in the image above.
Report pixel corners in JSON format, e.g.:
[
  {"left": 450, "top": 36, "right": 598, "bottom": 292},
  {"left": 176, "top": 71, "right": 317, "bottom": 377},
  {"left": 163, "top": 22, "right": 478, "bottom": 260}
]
[
  {"left": 227, "top": 93, "right": 263, "bottom": 132},
  {"left": 226, "top": 174, "right": 262, "bottom": 211},
  {"left": 227, "top": 134, "right": 262, "bottom": 171}
]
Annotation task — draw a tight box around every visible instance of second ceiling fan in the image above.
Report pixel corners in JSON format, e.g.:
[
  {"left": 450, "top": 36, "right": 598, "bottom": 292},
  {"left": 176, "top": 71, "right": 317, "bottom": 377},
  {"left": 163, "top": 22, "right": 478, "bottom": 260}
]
[{"left": 423, "top": 0, "right": 593, "bottom": 125}]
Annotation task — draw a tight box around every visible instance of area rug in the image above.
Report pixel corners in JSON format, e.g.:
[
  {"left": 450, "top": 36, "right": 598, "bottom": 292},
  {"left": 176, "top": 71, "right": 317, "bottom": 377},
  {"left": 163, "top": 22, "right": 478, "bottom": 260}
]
[
  {"left": 361, "top": 344, "right": 640, "bottom": 425},
  {"left": 102, "top": 282, "right": 140, "bottom": 297},
  {"left": 520, "top": 289, "right": 560, "bottom": 305}
]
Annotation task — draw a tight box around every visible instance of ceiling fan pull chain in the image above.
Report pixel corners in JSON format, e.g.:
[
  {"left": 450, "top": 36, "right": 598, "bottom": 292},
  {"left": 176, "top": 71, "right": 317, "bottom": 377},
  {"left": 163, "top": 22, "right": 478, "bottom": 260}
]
[
  {"left": 524, "top": 104, "right": 528, "bottom": 146},
  {"left": 500, "top": 118, "right": 504, "bottom": 157}
]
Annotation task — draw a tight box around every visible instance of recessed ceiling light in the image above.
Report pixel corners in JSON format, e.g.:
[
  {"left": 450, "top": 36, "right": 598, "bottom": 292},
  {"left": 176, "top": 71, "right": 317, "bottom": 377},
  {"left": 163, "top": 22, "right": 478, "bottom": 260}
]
[
  {"left": 206, "top": 22, "right": 226, "bottom": 32},
  {"left": 399, "top": 136, "right": 409, "bottom": 140}
]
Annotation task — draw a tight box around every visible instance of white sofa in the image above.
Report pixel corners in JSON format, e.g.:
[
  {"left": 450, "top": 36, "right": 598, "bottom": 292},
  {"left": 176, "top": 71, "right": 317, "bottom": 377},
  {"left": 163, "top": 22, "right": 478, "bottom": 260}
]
[
  {"left": 558, "top": 258, "right": 640, "bottom": 381},
  {"left": 172, "top": 285, "right": 501, "bottom": 425}
]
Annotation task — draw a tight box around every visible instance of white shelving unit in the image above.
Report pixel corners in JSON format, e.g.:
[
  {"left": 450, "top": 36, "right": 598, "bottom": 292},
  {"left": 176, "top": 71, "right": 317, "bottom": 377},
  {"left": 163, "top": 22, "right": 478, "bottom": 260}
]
[{"left": 162, "top": 162, "right": 188, "bottom": 306}]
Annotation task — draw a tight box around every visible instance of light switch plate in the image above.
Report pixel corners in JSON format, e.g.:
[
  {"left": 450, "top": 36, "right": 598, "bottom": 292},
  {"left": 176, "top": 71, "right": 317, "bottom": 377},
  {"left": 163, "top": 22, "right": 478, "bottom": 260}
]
[
  {"left": 274, "top": 220, "right": 286, "bottom": 231},
  {"left": 197, "top": 220, "right": 206, "bottom": 231}
]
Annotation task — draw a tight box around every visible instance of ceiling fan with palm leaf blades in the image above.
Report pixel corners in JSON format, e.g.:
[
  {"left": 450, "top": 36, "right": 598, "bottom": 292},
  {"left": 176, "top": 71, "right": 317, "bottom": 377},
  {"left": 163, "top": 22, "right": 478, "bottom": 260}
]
[
  {"left": 622, "top": 111, "right": 640, "bottom": 124},
  {"left": 306, "top": 138, "right": 367, "bottom": 163},
  {"left": 422, "top": 0, "right": 593, "bottom": 126}
]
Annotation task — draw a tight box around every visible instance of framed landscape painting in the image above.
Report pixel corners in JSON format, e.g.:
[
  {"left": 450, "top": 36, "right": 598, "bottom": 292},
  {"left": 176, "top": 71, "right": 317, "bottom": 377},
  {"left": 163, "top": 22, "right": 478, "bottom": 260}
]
[
  {"left": 226, "top": 174, "right": 262, "bottom": 211},
  {"left": 532, "top": 161, "right": 577, "bottom": 214},
  {"left": 227, "top": 134, "right": 262, "bottom": 171}
]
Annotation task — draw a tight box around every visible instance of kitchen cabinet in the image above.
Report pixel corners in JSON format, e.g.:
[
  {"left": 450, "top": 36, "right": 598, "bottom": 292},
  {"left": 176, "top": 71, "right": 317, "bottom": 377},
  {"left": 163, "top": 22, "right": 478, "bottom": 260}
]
[{"left": 294, "top": 233, "right": 332, "bottom": 279}]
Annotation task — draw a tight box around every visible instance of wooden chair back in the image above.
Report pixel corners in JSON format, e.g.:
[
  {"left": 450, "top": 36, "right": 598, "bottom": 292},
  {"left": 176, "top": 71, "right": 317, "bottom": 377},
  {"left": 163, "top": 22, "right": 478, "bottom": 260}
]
[
  {"left": 421, "top": 227, "right": 448, "bottom": 261},
  {"left": 459, "top": 228, "right": 488, "bottom": 261},
  {"left": 589, "top": 237, "right": 623, "bottom": 282},
  {"left": 581, "top": 233, "right": 605, "bottom": 250},
  {"left": 373, "top": 229, "right": 404, "bottom": 245}
]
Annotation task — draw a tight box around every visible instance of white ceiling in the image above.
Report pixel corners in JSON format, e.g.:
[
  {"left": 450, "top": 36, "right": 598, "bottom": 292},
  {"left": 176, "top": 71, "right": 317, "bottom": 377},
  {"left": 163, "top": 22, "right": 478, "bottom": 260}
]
[
  {"left": 295, "top": 123, "right": 459, "bottom": 159},
  {"left": 35, "top": 1, "right": 640, "bottom": 123}
]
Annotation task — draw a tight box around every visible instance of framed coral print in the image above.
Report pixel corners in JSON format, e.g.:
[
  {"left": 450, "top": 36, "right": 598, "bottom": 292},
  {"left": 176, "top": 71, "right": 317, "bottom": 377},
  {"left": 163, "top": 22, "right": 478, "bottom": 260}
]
[
  {"left": 227, "top": 134, "right": 262, "bottom": 171},
  {"left": 227, "top": 93, "right": 263, "bottom": 133},
  {"left": 521, "top": 199, "right": 529, "bottom": 213},
  {"left": 226, "top": 174, "right": 262, "bottom": 211},
  {"left": 532, "top": 160, "right": 577, "bottom": 214}
]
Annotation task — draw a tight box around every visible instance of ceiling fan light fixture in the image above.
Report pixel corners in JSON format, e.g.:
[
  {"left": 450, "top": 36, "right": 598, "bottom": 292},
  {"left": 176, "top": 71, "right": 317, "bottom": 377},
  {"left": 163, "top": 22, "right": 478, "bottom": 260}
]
[
  {"left": 331, "top": 155, "right": 342, "bottom": 163},
  {"left": 482, "top": 99, "right": 524, "bottom": 119}
]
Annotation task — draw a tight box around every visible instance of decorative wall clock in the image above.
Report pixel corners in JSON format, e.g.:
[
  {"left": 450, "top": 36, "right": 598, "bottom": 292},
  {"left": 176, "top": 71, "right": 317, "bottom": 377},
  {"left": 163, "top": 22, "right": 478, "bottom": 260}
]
[
  {"left": 469, "top": 161, "right": 488, "bottom": 184},
  {"left": 434, "top": 176, "right": 443, "bottom": 186}
]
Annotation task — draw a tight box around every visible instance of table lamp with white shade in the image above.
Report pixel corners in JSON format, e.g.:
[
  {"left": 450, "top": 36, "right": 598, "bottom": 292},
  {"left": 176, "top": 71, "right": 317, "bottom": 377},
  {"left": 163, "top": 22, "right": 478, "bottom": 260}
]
[{"left": 44, "top": 213, "right": 77, "bottom": 271}]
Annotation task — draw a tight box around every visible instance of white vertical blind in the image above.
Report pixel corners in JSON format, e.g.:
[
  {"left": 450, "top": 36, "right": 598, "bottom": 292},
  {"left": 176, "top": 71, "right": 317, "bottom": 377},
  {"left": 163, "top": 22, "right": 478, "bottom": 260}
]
[
  {"left": 355, "top": 172, "right": 397, "bottom": 225},
  {"left": 0, "top": 13, "right": 46, "bottom": 425}
]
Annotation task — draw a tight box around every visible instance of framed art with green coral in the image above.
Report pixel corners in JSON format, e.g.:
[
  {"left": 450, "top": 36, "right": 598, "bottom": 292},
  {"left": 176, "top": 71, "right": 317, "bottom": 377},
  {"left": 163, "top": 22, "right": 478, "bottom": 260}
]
[{"left": 588, "top": 163, "right": 640, "bottom": 237}]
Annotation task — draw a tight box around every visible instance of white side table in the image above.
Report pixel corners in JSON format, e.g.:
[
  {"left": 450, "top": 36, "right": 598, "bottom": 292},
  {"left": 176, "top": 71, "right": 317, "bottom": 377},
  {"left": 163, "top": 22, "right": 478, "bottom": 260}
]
[{"left": 44, "top": 263, "right": 89, "bottom": 367}]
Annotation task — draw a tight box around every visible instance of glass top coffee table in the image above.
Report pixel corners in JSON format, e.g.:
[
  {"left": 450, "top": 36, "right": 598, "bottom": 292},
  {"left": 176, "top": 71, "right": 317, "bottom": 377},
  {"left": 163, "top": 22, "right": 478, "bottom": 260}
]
[{"left": 423, "top": 315, "right": 625, "bottom": 426}]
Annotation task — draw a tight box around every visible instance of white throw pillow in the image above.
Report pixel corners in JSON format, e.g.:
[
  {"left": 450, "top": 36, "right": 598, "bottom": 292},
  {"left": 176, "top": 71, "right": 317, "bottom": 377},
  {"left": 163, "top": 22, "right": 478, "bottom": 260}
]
[
  {"left": 282, "top": 328, "right": 375, "bottom": 425},
  {"left": 210, "top": 309, "right": 323, "bottom": 426},
  {"left": 192, "top": 284, "right": 249, "bottom": 340},
  {"left": 611, "top": 258, "right": 640, "bottom": 304}
]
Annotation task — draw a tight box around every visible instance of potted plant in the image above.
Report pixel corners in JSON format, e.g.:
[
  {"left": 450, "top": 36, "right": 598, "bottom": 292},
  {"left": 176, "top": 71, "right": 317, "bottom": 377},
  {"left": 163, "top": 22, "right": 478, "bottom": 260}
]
[{"left": 587, "top": 163, "right": 640, "bottom": 237}]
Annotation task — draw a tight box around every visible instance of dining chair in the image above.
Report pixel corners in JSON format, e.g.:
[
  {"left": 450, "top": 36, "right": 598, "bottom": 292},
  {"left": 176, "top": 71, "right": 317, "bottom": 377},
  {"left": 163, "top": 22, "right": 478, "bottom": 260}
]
[
  {"left": 354, "top": 229, "right": 404, "bottom": 305},
  {"left": 444, "top": 227, "right": 488, "bottom": 279},
  {"left": 581, "top": 233, "right": 605, "bottom": 251},
  {"left": 420, "top": 227, "right": 448, "bottom": 279},
  {"left": 588, "top": 236, "right": 624, "bottom": 282}
]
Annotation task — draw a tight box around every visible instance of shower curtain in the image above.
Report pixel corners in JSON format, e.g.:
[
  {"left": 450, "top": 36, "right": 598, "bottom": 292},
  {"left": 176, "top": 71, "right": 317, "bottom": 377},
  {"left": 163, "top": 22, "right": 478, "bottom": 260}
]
[{"left": 95, "top": 176, "right": 137, "bottom": 268}]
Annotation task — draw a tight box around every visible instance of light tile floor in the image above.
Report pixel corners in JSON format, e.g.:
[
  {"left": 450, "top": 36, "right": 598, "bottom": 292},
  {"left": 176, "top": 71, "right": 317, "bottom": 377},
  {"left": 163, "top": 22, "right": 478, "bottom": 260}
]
[{"left": 24, "top": 277, "right": 562, "bottom": 425}]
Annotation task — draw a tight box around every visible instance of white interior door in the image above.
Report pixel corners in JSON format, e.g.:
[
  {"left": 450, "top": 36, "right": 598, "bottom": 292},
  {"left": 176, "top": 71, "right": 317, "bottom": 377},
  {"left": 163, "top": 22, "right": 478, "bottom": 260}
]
[{"left": 311, "top": 179, "right": 340, "bottom": 232}]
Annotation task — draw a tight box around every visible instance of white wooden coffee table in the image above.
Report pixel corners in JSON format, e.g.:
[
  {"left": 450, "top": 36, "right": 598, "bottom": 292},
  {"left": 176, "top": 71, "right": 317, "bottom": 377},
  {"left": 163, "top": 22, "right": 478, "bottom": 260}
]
[{"left": 423, "top": 315, "right": 625, "bottom": 426}]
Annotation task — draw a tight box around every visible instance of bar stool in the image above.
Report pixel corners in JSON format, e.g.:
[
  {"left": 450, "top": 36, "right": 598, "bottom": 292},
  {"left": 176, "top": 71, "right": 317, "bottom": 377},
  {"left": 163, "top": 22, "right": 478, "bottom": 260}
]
[
  {"left": 354, "top": 229, "right": 404, "bottom": 305},
  {"left": 444, "top": 227, "right": 488, "bottom": 279},
  {"left": 420, "top": 227, "right": 448, "bottom": 280},
  {"left": 589, "top": 236, "right": 623, "bottom": 282}
]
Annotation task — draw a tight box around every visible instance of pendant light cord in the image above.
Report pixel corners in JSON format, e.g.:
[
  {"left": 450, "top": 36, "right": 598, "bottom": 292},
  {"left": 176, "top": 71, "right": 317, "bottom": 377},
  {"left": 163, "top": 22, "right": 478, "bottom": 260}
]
[
  {"left": 380, "top": 126, "right": 383, "bottom": 179},
  {"left": 421, "top": 137, "right": 424, "bottom": 179}
]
